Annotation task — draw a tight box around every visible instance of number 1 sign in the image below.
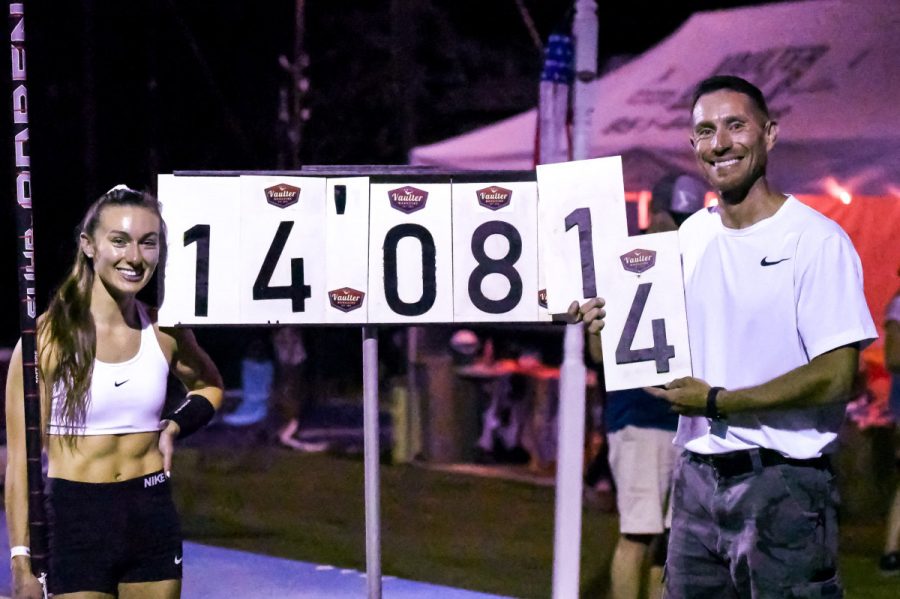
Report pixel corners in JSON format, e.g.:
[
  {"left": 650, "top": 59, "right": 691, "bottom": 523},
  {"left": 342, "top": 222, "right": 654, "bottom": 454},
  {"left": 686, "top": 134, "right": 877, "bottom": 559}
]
[
  {"left": 158, "top": 175, "right": 243, "bottom": 325},
  {"left": 536, "top": 157, "right": 628, "bottom": 314}
]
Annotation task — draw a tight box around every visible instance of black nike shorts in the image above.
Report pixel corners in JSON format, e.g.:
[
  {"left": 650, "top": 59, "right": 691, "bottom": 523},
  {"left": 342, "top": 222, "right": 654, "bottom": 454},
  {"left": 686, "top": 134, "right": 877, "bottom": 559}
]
[{"left": 46, "top": 471, "right": 183, "bottom": 595}]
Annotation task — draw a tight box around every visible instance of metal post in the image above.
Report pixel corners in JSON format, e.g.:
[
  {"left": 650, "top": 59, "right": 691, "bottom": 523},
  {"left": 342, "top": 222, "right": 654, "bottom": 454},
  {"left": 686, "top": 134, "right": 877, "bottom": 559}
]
[
  {"left": 362, "top": 326, "right": 382, "bottom": 598},
  {"left": 553, "top": 1, "right": 598, "bottom": 598},
  {"left": 571, "top": 0, "right": 598, "bottom": 161},
  {"left": 406, "top": 326, "right": 423, "bottom": 460},
  {"left": 552, "top": 323, "right": 587, "bottom": 599}
]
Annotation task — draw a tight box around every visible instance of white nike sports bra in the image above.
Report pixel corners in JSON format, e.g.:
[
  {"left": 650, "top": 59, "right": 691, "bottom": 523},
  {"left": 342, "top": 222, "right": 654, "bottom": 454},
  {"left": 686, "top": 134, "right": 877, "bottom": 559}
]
[{"left": 49, "top": 303, "right": 171, "bottom": 436}]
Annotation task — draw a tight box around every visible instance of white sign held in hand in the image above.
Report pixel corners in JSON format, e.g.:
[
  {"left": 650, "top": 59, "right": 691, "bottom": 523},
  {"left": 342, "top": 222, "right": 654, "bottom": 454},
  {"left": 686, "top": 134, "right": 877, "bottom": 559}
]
[
  {"left": 597, "top": 232, "right": 692, "bottom": 391},
  {"left": 536, "top": 157, "right": 628, "bottom": 314}
]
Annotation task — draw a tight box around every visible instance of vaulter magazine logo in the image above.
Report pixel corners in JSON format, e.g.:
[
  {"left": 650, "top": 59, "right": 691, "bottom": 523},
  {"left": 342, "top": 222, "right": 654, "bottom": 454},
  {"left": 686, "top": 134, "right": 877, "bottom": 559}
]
[
  {"left": 264, "top": 184, "right": 301, "bottom": 208},
  {"left": 328, "top": 287, "right": 365, "bottom": 312},
  {"left": 388, "top": 186, "right": 428, "bottom": 213},
  {"left": 476, "top": 186, "right": 512, "bottom": 210},
  {"left": 620, "top": 249, "right": 656, "bottom": 274}
]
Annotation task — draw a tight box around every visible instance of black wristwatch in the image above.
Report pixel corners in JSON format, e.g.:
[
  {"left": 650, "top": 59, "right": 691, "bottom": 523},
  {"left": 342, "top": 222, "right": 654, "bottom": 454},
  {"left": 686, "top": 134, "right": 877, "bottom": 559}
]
[{"left": 706, "top": 386, "right": 726, "bottom": 421}]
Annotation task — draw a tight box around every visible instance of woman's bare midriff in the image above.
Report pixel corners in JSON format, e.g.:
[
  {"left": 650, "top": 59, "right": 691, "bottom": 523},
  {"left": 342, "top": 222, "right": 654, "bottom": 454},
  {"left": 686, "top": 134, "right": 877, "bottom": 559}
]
[{"left": 47, "top": 431, "right": 164, "bottom": 482}]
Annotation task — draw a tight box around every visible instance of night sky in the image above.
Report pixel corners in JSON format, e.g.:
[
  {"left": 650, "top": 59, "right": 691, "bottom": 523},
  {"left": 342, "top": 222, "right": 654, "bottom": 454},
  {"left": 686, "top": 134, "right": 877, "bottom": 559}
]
[{"left": 1, "top": 0, "right": 788, "bottom": 355}]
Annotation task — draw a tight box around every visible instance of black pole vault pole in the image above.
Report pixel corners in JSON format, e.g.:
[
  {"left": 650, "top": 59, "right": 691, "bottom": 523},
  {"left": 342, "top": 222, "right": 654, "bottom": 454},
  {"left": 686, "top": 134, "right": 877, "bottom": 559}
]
[{"left": 9, "top": 0, "right": 50, "bottom": 586}]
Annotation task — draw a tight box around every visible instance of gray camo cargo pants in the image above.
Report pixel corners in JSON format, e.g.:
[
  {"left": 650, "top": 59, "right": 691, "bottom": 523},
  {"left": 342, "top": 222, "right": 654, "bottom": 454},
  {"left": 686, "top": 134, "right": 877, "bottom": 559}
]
[{"left": 664, "top": 451, "right": 842, "bottom": 598}]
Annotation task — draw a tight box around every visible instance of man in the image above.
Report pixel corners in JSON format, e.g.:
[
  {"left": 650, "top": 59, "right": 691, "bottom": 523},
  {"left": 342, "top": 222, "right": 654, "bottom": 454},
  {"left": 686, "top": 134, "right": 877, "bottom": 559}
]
[
  {"left": 572, "top": 75, "right": 876, "bottom": 597},
  {"left": 590, "top": 173, "right": 706, "bottom": 599}
]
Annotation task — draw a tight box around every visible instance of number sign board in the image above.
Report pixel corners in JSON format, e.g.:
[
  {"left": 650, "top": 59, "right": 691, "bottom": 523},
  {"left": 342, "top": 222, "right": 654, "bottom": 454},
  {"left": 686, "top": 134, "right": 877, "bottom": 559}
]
[
  {"left": 159, "top": 175, "right": 550, "bottom": 326},
  {"left": 158, "top": 164, "right": 693, "bottom": 389}
]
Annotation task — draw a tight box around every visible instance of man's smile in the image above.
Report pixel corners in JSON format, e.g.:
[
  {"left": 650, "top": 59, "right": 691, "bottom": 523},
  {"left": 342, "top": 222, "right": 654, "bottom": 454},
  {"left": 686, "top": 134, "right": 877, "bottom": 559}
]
[{"left": 711, "top": 157, "right": 741, "bottom": 168}]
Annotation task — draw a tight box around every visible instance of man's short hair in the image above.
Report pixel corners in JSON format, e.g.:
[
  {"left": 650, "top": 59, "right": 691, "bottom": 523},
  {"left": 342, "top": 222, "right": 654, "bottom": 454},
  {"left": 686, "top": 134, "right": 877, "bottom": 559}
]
[{"left": 690, "top": 75, "right": 770, "bottom": 118}]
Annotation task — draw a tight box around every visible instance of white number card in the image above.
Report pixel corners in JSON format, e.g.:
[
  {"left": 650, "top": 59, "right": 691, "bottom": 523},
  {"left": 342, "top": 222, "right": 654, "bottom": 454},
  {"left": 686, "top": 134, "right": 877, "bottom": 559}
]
[
  {"left": 597, "top": 232, "right": 692, "bottom": 391},
  {"left": 367, "top": 182, "right": 453, "bottom": 323},
  {"left": 238, "top": 176, "right": 327, "bottom": 324},
  {"left": 158, "top": 175, "right": 242, "bottom": 326},
  {"left": 451, "top": 182, "right": 539, "bottom": 322},
  {"left": 325, "top": 178, "right": 370, "bottom": 324},
  {"left": 536, "top": 156, "right": 628, "bottom": 314}
]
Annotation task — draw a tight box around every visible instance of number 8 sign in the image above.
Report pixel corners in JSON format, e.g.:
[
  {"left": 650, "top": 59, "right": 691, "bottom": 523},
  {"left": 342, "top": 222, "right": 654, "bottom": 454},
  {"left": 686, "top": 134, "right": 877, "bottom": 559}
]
[{"left": 452, "top": 182, "right": 539, "bottom": 322}]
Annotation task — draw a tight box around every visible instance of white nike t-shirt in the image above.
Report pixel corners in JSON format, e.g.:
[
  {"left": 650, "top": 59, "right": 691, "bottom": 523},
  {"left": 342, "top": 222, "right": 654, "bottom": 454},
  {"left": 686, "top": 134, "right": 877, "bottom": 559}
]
[{"left": 674, "top": 196, "right": 877, "bottom": 458}]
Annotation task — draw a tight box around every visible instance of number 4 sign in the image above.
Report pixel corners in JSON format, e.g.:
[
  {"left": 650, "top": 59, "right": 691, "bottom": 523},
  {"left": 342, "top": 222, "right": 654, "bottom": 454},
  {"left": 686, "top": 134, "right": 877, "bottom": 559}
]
[{"left": 597, "top": 233, "right": 691, "bottom": 391}]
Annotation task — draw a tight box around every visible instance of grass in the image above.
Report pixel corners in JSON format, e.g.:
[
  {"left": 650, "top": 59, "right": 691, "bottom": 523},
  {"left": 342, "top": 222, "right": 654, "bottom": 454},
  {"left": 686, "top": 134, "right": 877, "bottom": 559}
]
[{"left": 172, "top": 447, "right": 900, "bottom": 598}]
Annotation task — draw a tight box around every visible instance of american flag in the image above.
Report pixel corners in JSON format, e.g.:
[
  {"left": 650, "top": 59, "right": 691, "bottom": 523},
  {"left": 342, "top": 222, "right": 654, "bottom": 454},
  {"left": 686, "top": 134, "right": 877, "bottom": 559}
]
[{"left": 537, "top": 33, "right": 574, "bottom": 165}]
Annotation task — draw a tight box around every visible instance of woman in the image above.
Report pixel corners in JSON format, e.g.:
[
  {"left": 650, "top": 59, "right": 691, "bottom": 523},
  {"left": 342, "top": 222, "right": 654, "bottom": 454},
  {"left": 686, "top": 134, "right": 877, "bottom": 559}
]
[{"left": 5, "top": 186, "right": 223, "bottom": 599}]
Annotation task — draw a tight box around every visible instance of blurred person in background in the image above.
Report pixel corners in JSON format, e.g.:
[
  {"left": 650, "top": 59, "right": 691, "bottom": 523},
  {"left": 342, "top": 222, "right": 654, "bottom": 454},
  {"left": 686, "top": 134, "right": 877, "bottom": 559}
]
[
  {"left": 222, "top": 337, "right": 273, "bottom": 429},
  {"left": 880, "top": 277, "right": 900, "bottom": 575},
  {"left": 271, "top": 326, "right": 326, "bottom": 452}
]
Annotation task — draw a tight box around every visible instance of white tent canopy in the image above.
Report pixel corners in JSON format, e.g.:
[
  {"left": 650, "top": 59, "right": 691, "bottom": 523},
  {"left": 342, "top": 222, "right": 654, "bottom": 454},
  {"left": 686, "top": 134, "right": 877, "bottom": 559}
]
[{"left": 410, "top": 0, "right": 899, "bottom": 197}]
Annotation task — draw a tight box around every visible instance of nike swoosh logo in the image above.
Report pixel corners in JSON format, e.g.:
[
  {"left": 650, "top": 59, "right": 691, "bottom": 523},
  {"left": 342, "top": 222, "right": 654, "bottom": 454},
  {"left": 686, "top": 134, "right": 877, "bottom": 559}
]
[
  {"left": 175, "top": 556, "right": 183, "bottom": 565},
  {"left": 114, "top": 380, "right": 129, "bottom": 387},
  {"left": 760, "top": 257, "right": 790, "bottom": 267}
]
